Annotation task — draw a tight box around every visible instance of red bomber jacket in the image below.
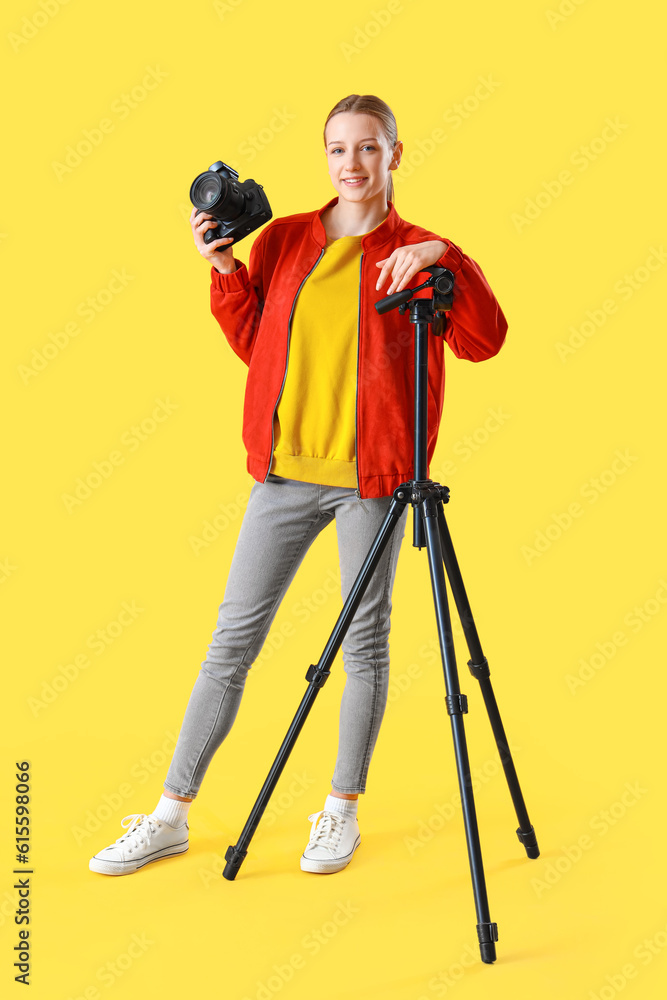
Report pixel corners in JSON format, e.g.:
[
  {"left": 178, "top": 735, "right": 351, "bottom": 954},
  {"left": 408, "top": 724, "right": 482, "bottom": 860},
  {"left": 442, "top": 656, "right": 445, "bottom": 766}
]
[{"left": 209, "top": 195, "right": 508, "bottom": 499}]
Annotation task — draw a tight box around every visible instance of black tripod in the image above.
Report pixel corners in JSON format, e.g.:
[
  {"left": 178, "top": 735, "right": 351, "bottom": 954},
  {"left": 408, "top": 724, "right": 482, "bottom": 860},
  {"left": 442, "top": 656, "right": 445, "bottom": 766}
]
[{"left": 222, "top": 267, "right": 539, "bottom": 964}]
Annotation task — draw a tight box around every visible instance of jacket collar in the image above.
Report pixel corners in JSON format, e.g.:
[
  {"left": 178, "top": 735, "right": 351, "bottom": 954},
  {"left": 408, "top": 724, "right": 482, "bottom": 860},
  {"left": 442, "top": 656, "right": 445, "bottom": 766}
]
[{"left": 311, "top": 196, "right": 401, "bottom": 252}]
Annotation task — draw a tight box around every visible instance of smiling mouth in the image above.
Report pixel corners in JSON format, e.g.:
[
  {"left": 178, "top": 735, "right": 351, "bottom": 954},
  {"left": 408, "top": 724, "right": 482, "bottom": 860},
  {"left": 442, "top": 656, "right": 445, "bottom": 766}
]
[{"left": 342, "top": 177, "right": 367, "bottom": 185}]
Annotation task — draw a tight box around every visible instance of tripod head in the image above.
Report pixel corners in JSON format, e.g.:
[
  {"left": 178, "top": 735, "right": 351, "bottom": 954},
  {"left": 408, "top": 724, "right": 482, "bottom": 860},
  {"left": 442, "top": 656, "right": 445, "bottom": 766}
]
[
  {"left": 375, "top": 266, "right": 455, "bottom": 332},
  {"left": 374, "top": 266, "right": 456, "bottom": 549}
]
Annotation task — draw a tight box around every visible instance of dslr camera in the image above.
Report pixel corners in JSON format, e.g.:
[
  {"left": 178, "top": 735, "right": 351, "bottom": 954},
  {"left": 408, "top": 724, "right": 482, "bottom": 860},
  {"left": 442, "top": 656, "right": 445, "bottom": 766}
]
[{"left": 189, "top": 160, "right": 272, "bottom": 249}]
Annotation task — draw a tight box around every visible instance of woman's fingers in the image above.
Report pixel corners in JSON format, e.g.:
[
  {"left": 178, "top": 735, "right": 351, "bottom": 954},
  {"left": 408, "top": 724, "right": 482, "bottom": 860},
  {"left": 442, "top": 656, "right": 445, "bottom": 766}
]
[
  {"left": 375, "top": 253, "right": 396, "bottom": 291},
  {"left": 196, "top": 215, "right": 216, "bottom": 231},
  {"left": 191, "top": 208, "right": 215, "bottom": 230},
  {"left": 377, "top": 242, "right": 446, "bottom": 294},
  {"left": 387, "top": 256, "right": 416, "bottom": 294},
  {"left": 189, "top": 207, "right": 234, "bottom": 263},
  {"left": 377, "top": 250, "right": 420, "bottom": 293}
]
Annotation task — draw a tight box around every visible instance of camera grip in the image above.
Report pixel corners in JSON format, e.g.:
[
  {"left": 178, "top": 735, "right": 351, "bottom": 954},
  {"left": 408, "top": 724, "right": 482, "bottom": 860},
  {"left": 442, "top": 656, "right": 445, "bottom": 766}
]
[{"left": 204, "top": 226, "right": 236, "bottom": 250}]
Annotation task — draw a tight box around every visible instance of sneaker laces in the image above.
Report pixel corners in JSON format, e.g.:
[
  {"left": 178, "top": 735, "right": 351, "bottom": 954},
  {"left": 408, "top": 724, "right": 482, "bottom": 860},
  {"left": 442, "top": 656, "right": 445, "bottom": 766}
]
[
  {"left": 306, "top": 810, "right": 346, "bottom": 851},
  {"left": 114, "top": 813, "right": 161, "bottom": 853}
]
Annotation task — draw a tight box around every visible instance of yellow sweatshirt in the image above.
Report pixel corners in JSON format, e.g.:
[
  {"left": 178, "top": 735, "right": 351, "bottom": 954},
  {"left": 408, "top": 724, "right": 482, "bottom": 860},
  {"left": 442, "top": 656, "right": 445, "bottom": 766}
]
[{"left": 269, "top": 233, "right": 364, "bottom": 487}]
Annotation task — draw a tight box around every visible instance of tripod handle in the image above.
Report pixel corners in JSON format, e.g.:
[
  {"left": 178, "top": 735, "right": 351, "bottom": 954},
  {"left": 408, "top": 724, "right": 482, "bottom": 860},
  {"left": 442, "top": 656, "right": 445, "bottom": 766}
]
[
  {"left": 375, "top": 267, "right": 455, "bottom": 317},
  {"left": 375, "top": 287, "right": 413, "bottom": 315}
]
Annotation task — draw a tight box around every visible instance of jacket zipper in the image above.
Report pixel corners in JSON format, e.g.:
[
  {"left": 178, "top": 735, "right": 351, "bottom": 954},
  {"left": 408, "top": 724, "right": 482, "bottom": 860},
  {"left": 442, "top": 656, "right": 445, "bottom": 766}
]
[
  {"left": 265, "top": 248, "right": 326, "bottom": 482},
  {"left": 354, "top": 252, "right": 369, "bottom": 511}
]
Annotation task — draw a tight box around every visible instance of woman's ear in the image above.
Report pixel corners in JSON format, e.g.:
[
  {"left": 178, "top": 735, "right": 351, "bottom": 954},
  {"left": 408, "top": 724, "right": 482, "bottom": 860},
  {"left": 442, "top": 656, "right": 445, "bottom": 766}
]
[{"left": 390, "top": 140, "right": 403, "bottom": 170}]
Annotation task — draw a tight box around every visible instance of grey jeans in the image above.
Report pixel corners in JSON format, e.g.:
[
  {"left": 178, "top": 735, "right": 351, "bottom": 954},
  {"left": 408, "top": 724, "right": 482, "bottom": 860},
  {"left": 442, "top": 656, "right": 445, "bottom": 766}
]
[{"left": 163, "top": 474, "right": 408, "bottom": 797}]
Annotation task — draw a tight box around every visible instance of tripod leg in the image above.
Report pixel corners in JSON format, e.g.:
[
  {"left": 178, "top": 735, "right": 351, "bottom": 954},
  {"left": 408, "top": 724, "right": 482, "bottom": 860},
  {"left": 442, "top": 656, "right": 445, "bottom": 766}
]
[
  {"left": 223, "top": 492, "right": 408, "bottom": 881},
  {"left": 421, "top": 496, "right": 498, "bottom": 964},
  {"left": 436, "top": 504, "right": 539, "bottom": 860}
]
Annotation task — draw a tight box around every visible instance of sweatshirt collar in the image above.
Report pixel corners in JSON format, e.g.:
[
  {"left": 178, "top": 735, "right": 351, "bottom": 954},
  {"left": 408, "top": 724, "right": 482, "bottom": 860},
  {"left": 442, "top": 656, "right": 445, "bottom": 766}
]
[{"left": 311, "top": 196, "right": 400, "bottom": 252}]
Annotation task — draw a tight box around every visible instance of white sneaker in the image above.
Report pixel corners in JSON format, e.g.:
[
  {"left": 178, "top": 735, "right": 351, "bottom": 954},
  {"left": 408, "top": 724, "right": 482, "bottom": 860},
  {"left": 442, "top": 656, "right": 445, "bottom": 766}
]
[
  {"left": 300, "top": 810, "right": 361, "bottom": 874},
  {"left": 89, "top": 813, "right": 189, "bottom": 875}
]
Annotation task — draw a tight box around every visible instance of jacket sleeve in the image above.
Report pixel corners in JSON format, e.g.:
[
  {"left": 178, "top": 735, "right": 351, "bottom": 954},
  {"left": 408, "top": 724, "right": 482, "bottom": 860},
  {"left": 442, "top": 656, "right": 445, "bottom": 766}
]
[
  {"left": 209, "top": 227, "right": 268, "bottom": 366},
  {"left": 435, "top": 239, "right": 508, "bottom": 362}
]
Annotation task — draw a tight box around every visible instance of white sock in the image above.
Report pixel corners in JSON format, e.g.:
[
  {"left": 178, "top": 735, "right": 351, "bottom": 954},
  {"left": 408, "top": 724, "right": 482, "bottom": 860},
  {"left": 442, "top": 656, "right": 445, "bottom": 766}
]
[
  {"left": 152, "top": 794, "right": 192, "bottom": 828},
  {"left": 325, "top": 793, "right": 358, "bottom": 818}
]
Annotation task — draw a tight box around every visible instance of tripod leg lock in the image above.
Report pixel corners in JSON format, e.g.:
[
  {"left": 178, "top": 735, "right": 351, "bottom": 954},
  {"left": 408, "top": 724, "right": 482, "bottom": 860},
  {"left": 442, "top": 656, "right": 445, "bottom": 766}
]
[
  {"left": 516, "top": 824, "right": 540, "bottom": 859},
  {"left": 445, "top": 693, "right": 468, "bottom": 715},
  {"left": 467, "top": 656, "right": 490, "bottom": 680},
  {"left": 476, "top": 921, "right": 499, "bottom": 944},
  {"left": 476, "top": 921, "right": 499, "bottom": 964},
  {"left": 223, "top": 843, "right": 248, "bottom": 881},
  {"left": 305, "top": 664, "right": 331, "bottom": 689}
]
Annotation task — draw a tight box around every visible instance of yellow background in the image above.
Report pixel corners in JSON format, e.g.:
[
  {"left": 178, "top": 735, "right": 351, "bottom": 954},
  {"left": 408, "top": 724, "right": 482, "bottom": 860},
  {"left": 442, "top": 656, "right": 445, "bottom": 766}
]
[{"left": 2, "top": 0, "right": 666, "bottom": 997}]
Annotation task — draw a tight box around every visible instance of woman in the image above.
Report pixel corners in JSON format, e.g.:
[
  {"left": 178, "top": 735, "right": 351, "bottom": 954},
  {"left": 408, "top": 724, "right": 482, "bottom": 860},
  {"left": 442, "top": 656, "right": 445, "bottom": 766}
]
[{"left": 89, "top": 94, "right": 507, "bottom": 877}]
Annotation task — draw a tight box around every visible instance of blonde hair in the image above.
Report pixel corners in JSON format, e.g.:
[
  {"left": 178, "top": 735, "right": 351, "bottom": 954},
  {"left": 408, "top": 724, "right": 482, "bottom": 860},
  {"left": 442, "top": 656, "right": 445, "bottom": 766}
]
[{"left": 323, "top": 94, "right": 398, "bottom": 204}]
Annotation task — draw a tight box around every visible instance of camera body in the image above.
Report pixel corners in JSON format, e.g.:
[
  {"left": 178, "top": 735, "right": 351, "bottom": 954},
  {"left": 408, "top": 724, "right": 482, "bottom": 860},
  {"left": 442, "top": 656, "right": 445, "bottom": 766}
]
[{"left": 189, "top": 160, "right": 272, "bottom": 248}]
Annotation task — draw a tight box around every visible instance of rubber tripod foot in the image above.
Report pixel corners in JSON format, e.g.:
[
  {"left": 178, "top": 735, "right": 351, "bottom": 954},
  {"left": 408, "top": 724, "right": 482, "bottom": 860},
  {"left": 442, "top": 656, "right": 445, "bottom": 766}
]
[
  {"left": 223, "top": 844, "right": 247, "bottom": 881},
  {"left": 476, "top": 921, "right": 498, "bottom": 964},
  {"left": 516, "top": 824, "right": 540, "bottom": 859}
]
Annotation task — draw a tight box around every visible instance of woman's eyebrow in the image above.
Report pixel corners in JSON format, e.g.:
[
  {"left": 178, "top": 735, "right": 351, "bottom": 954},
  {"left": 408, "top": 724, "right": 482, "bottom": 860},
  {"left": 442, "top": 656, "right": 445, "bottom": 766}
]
[{"left": 327, "top": 137, "right": 379, "bottom": 145}]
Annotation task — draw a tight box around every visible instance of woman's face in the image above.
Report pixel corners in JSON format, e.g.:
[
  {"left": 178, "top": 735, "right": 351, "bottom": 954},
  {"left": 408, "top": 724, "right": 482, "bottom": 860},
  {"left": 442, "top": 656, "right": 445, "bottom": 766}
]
[{"left": 324, "top": 112, "right": 401, "bottom": 206}]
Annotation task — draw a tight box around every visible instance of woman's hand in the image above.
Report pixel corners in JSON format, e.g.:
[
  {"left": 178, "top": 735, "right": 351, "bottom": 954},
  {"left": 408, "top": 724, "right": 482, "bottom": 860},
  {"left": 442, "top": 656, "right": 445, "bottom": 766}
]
[
  {"left": 190, "top": 207, "right": 237, "bottom": 273},
  {"left": 375, "top": 240, "right": 448, "bottom": 295}
]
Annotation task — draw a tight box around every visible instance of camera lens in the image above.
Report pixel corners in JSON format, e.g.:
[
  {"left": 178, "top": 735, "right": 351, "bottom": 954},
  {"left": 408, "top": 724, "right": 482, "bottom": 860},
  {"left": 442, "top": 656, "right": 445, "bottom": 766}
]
[
  {"left": 197, "top": 177, "right": 221, "bottom": 205},
  {"left": 191, "top": 172, "right": 222, "bottom": 208},
  {"left": 190, "top": 170, "right": 246, "bottom": 222}
]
